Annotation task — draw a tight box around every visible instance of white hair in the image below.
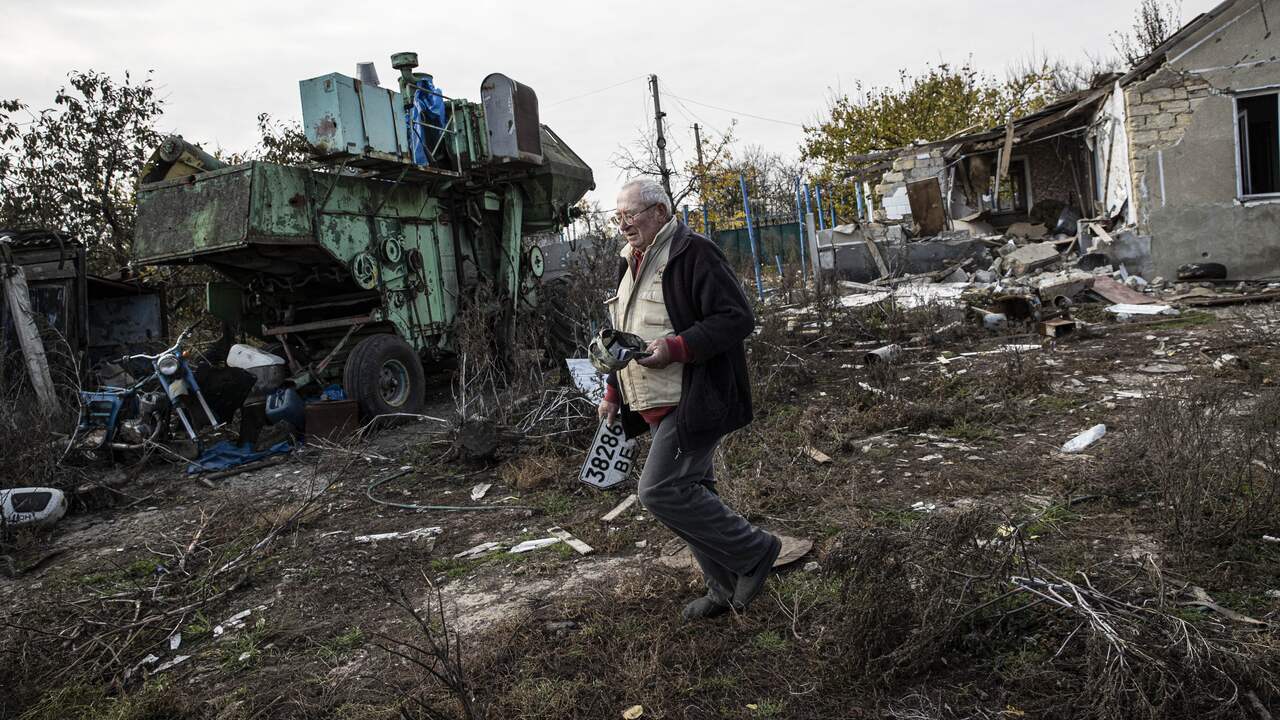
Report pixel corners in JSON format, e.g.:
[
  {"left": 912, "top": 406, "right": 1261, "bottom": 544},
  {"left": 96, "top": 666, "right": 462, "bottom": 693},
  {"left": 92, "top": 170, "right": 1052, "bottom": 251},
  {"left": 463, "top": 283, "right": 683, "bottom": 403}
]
[{"left": 619, "top": 177, "right": 672, "bottom": 214}]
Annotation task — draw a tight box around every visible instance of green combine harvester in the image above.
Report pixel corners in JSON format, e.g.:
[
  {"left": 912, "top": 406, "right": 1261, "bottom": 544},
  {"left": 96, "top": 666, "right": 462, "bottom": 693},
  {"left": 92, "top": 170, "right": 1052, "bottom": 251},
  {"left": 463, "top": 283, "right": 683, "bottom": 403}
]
[{"left": 133, "top": 52, "right": 594, "bottom": 418}]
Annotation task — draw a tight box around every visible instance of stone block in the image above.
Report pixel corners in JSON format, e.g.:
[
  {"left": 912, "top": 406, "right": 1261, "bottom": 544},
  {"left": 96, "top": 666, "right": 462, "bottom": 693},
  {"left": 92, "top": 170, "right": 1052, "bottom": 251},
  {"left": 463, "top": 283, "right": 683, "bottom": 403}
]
[
  {"left": 882, "top": 171, "right": 905, "bottom": 183},
  {"left": 1145, "top": 113, "right": 1175, "bottom": 130},
  {"left": 897, "top": 157, "right": 916, "bottom": 170},
  {"left": 1130, "top": 103, "right": 1159, "bottom": 116},
  {"left": 1144, "top": 88, "right": 1175, "bottom": 102},
  {"left": 1158, "top": 129, "right": 1183, "bottom": 142},
  {"left": 1160, "top": 99, "right": 1190, "bottom": 113},
  {"left": 1174, "top": 113, "right": 1194, "bottom": 128},
  {"left": 1131, "top": 129, "right": 1161, "bottom": 146}
]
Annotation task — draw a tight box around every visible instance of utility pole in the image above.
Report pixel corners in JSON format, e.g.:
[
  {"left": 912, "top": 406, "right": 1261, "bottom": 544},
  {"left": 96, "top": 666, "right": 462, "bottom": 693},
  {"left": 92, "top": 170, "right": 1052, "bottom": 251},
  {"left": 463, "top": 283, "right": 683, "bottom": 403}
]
[
  {"left": 649, "top": 74, "right": 672, "bottom": 201},
  {"left": 693, "top": 122, "right": 709, "bottom": 235}
]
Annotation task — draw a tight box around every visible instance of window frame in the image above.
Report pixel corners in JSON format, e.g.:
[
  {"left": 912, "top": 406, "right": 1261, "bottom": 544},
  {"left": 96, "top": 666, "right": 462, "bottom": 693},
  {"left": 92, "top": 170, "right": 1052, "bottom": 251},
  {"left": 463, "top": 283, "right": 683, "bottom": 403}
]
[{"left": 1233, "top": 86, "right": 1280, "bottom": 201}]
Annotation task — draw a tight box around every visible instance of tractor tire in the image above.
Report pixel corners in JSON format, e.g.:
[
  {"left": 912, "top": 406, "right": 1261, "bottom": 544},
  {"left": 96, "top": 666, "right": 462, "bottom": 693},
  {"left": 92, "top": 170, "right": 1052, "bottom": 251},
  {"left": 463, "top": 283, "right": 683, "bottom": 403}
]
[{"left": 343, "top": 334, "right": 426, "bottom": 419}]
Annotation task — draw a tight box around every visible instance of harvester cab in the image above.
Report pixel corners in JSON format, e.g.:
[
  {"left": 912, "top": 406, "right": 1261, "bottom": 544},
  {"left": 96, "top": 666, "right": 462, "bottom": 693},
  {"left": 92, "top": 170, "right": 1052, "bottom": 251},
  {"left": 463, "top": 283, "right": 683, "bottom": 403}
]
[{"left": 132, "top": 53, "right": 594, "bottom": 419}]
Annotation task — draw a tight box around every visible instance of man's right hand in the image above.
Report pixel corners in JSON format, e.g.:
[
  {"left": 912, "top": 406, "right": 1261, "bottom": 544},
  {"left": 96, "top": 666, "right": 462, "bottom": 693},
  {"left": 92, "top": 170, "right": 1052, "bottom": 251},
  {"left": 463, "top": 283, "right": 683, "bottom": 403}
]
[{"left": 597, "top": 399, "right": 619, "bottom": 425}]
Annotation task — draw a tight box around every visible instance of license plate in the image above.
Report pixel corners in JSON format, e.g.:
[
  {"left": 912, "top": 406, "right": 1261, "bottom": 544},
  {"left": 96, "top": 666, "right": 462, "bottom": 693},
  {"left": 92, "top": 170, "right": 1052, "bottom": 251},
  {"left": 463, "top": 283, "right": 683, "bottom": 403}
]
[{"left": 579, "top": 420, "right": 637, "bottom": 489}]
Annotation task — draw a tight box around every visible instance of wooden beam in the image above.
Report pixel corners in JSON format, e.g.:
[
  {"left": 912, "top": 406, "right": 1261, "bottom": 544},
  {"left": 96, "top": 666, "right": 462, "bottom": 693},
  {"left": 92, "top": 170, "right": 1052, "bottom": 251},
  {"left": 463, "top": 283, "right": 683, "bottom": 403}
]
[
  {"left": 2, "top": 264, "right": 57, "bottom": 415},
  {"left": 863, "top": 236, "right": 890, "bottom": 278}
]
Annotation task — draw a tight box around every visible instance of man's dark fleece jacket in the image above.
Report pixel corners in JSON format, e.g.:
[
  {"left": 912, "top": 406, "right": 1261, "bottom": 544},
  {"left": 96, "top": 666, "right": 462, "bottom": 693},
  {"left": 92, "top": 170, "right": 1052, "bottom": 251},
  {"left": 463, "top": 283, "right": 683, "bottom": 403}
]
[{"left": 605, "top": 220, "right": 755, "bottom": 451}]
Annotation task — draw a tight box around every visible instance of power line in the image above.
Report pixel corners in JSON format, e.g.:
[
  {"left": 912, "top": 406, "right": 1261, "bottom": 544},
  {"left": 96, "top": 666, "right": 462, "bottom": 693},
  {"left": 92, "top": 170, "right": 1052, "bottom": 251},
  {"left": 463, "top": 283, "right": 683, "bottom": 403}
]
[
  {"left": 547, "top": 74, "right": 648, "bottom": 107},
  {"left": 660, "top": 91, "right": 805, "bottom": 128}
]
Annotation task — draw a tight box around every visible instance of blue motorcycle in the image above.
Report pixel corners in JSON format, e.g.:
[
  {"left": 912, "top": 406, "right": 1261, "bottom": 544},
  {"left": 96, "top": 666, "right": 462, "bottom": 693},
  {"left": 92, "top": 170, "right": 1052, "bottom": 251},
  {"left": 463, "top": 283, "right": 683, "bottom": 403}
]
[{"left": 72, "top": 326, "right": 221, "bottom": 459}]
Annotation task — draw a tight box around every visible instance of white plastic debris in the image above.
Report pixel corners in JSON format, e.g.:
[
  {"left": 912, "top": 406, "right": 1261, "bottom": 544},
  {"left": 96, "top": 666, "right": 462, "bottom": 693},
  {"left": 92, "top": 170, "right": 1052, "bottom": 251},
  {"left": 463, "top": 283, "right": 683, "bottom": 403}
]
[
  {"left": 1061, "top": 424, "right": 1107, "bottom": 453},
  {"left": 910, "top": 501, "right": 937, "bottom": 513},
  {"left": 509, "top": 537, "right": 561, "bottom": 554},
  {"left": 470, "top": 483, "right": 492, "bottom": 501},
  {"left": 1, "top": 487, "right": 68, "bottom": 527},
  {"left": 227, "top": 343, "right": 285, "bottom": 369},
  {"left": 353, "top": 527, "right": 442, "bottom": 544},
  {"left": 1106, "top": 303, "right": 1175, "bottom": 316},
  {"left": 453, "top": 541, "right": 504, "bottom": 560}
]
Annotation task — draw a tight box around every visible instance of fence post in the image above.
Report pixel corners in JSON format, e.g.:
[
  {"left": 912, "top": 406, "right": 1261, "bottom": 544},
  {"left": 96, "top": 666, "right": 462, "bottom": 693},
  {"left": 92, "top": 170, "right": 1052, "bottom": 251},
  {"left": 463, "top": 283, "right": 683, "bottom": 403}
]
[
  {"left": 794, "top": 178, "right": 807, "bottom": 284},
  {"left": 739, "top": 173, "right": 764, "bottom": 302}
]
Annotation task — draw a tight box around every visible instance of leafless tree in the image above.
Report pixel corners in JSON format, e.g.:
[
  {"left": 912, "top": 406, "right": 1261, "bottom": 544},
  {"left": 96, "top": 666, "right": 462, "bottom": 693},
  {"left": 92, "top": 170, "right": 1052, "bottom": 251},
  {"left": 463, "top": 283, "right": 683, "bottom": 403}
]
[{"left": 1112, "top": 0, "right": 1184, "bottom": 67}]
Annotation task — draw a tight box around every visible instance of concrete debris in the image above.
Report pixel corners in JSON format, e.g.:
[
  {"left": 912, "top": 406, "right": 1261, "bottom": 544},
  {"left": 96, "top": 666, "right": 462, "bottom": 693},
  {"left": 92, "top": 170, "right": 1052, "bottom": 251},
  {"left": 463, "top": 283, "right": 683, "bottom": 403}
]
[
  {"left": 1005, "top": 243, "right": 1060, "bottom": 275},
  {"left": 470, "top": 483, "right": 492, "bottom": 501}
]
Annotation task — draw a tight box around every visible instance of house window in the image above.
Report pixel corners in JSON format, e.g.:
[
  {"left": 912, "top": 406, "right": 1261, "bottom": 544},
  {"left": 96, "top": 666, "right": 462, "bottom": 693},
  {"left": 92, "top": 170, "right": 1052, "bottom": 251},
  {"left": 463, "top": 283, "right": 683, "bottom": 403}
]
[
  {"left": 994, "top": 158, "right": 1031, "bottom": 213},
  {"left": 1237, "top": 92, "right": 1280, "bottom": 198}
]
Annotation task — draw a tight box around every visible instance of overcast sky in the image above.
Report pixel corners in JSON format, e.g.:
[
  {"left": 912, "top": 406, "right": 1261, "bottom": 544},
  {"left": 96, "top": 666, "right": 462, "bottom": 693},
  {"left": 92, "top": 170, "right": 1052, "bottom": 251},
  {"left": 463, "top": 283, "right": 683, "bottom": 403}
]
[{"left": 2, "top": 0, "right": 1217, "bottom": 210}]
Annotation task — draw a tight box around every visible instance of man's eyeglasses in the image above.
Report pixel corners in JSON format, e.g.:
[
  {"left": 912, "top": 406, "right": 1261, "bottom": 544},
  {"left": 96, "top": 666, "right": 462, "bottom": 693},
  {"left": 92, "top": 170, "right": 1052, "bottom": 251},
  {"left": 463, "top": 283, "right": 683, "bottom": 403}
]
[{"left": 615, "top": 202, "right": 659, "bottom": 226}]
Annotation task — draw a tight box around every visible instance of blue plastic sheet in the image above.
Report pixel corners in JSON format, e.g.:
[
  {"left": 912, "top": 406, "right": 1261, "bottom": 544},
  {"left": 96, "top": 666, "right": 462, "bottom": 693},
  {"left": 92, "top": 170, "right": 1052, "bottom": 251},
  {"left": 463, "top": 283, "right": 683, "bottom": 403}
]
[
  {"left": 407, "top": 76, "right": 446, "bottom": 166},
  {"left": 319, "top": 384, "right": 347, "bottom": 402},
  {"left": 187, "top": 439, "right": 293, "bottom": 474}
]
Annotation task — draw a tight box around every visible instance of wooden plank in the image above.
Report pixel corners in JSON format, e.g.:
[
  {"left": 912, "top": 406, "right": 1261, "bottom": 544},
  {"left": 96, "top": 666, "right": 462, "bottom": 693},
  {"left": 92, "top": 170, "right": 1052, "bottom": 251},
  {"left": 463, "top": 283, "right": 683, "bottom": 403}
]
[
  {"left": 1092, "top": 276, "right": 1155, "bottom": 305},
  {"left": 2, "top": 265, "right": 57, "bottom": 414},
  {"left": 863, "top": 236, "right": 890, "bottom": 278},
  {"left": 601, "top": 493, "right": 638, "bottom": 522},
  {"left": 547, "top": 526, "right": 594, "bottom": 555},
  {"left": 1088, "top": 222, "right": 1116, "bottom": 248},
  {"left": 906, "top": 178, "right": 946, "bottom": 236}
]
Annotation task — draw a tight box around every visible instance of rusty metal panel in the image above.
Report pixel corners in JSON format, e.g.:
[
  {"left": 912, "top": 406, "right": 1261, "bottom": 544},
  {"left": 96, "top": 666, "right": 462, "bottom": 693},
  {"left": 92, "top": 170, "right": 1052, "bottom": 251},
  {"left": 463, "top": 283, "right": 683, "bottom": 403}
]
[
  {"left": 248, "top": 164, "right": 314, "bottom": 240},
  {"left": 134, "top": 165, "right": 254, "bottom": 263},
  {"left": 907, "top": 178, "right": 946, "bottom": 236}
]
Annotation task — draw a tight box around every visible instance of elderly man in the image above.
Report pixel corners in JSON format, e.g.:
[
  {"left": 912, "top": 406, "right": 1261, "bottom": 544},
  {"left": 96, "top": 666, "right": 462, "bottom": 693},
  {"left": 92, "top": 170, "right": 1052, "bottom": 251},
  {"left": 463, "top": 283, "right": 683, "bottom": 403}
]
[{"left": 598, "top": 177, "right": 781, "bottom": 620}]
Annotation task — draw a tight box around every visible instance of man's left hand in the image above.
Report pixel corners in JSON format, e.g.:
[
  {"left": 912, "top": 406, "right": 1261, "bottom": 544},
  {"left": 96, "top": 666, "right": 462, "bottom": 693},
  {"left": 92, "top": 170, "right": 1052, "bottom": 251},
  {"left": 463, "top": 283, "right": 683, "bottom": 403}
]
[{"left": 636, "top": 338, "right": 672, "bottom": 369}]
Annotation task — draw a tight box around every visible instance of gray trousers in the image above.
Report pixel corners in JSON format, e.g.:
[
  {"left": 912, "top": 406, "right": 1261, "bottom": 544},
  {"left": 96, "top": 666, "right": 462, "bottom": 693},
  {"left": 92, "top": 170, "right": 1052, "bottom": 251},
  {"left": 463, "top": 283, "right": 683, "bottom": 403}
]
[{"left": 638, "top": 411, "right": 775, "bottom": 605}]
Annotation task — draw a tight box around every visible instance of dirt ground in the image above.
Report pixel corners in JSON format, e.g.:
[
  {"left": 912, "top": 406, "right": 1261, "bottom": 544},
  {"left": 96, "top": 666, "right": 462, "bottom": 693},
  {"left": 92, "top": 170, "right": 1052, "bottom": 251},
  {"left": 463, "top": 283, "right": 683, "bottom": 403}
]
[{"left": 3, "top": 294, "right": 1280, "bottom": 720}]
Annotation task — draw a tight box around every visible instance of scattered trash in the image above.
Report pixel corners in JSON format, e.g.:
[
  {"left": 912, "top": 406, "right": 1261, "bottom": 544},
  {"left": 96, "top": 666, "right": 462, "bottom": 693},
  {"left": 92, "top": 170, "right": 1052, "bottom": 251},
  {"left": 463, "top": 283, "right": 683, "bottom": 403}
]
[
  {"left": 1263, "top": 535, "right": 1280, "bottom": 544},
  {"left": 1213, "top": 354, "right": 1247, "bottom": 371},
  {"left": 911, "top": 501, "right": 937, "bottom": 513},
  {"left": 1106, "top": 303, "right": 1176, "bottom": 317},
  {"left": 1, "top": 487, "right": 67, "bottom": 527},
  {"left": 803, "top": 446, "right": 832, "bottom": 464},
  {"left": 509, "top": 537, "right": 561, "bottom": 554},
  {"left": 602, "top": 493, "right": 639, "bottom": 522},
  {"left": 353, "top": 527, "right": 443, "bottom": 544},
  {"left": 622, "top": 705, "right": 644, "bottom": 719},
  {"left": 470, "top": 483, "right": 492, "bottom": 501},
  {"left": 1138, "top": 362, "right": 1188, "bottom": 374},
  {"left": 1061, "top": 424, "right": 1106, "bottom": 453},
  {"left": 635, "top": 540, "right": 648, "bottom": 549},
  {"left": 547, "top": 526, "right": 594, "bottom": 555},
  {"left": 168, "top": 632, "right": 182, "bottom": 651},
  {"left": 803, "top": 561, "right": 821, "bottom": 573},
  {"left": 453, "top": 541, "right": 504, "bottom": 560},
  {"left": 213, "top": 608, "right": 256, "bottom": 637},
  {"left": 153, "top": 655, "right": 191, "bottom": 673},
  {"left": 864, "top": 344, "right": 902, "bottom": 364},
  {"left": 1179, "top": 585, "right": 1268, "bottom": 626}
]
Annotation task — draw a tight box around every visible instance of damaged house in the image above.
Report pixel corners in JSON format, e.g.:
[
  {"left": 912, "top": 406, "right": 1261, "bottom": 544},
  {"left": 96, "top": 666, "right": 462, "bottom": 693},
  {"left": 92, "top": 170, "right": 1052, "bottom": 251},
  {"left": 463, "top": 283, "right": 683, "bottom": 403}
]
[{"left": 861, "top": 0, "right": 1279, "bottom": 281}]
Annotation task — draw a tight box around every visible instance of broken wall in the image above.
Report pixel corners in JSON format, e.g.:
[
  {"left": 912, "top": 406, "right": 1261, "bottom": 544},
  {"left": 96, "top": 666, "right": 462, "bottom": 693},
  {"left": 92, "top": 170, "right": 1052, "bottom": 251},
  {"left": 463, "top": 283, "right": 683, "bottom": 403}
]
[
  {"left": 875, "top": 150, "right": 946, "bottom": 220},
  {"left": 1125, "top": 0, "right": 1280, "bottom": 280},
  {"left": 1019, "top": 136, "right": 1092, "bottom": 225}
]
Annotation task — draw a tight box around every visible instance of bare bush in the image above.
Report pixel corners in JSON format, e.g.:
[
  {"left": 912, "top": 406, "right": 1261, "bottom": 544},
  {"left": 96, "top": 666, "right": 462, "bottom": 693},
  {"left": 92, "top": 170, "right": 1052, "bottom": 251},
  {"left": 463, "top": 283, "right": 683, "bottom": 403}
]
[{"left": 1111, "top": 383, "right": 1280, "bottom": 547}]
